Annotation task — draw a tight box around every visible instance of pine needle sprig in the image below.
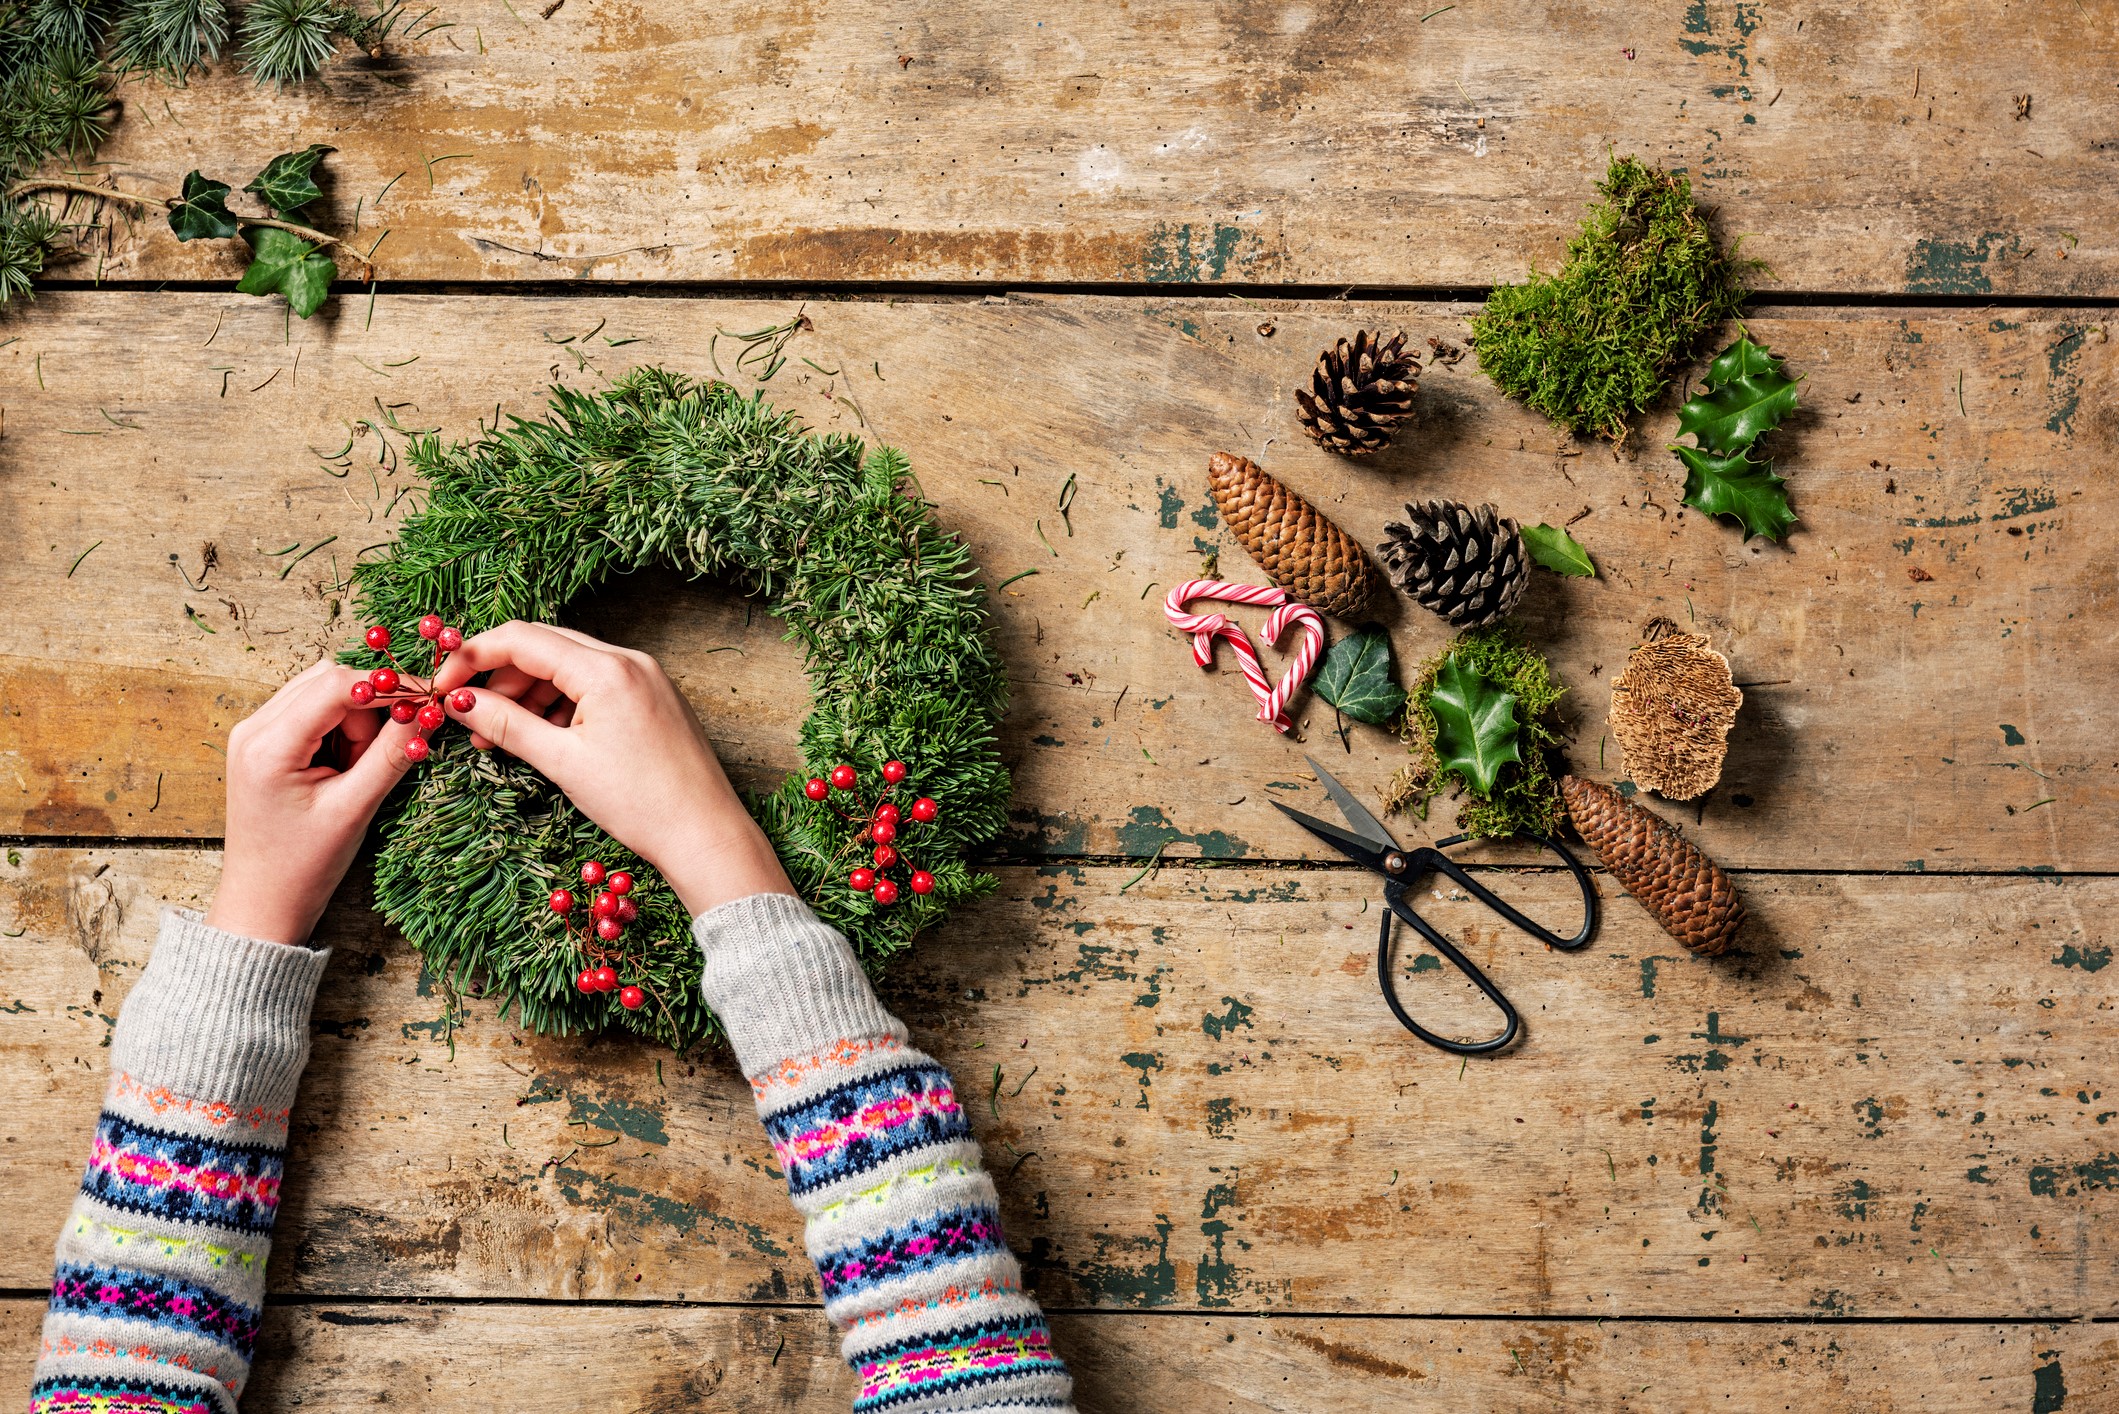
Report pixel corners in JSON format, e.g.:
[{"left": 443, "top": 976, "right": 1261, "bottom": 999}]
[
  {"left": 108, "top": 0, "right": 227, "bottom": 80},
  {"left": 348, "top": 370, "right": 1013, "bottom": 1052},
  {"left": 240, "top": 0, "right": 399, "bottom": 85}
]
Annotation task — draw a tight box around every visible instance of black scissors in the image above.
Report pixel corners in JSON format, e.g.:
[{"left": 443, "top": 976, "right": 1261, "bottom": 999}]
[{"left": 1273, "top": 757, "right": 1599, "bottom": 1055}]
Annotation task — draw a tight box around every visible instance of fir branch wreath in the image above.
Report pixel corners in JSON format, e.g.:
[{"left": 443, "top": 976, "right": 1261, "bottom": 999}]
[{"left": 348, "top": 367, "right": 1012, "bottom": 1052}]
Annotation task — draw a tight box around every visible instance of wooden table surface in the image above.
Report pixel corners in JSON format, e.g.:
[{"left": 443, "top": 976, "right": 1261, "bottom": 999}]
[{"left": 3, "top": 4, "right": 2115, "bottom": 1409}]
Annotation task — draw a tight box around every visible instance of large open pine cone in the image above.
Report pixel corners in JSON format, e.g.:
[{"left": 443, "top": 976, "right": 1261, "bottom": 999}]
[
  {"left": 1377, "top": 499, "right": 1527, "bottom": 628},
  {"left": 1561, "top": 776, "right": 1744, "bottom": 957},
  {"left": 1207, "top": 451, "right": 1377, "bottom": 619},
  {"left": 1294, "top": 329, "right": 1420, "bottom": 455}
]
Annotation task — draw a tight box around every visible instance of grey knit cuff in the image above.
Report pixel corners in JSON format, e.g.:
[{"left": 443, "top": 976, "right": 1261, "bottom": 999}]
[
  {"left": 692, "top": 892, "right": 905, "bottom": 1079},
  {"left": 108, "top": 908, "right": 332, "bottom": 1115}
]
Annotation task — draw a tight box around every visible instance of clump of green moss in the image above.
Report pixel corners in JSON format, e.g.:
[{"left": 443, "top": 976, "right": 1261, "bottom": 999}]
[
  {"left": 1385, "top": 626, "right": 1569, "bottom": 840},
  {"left": 1473, "top": 155, "right": 1752, "bottom": 442}
]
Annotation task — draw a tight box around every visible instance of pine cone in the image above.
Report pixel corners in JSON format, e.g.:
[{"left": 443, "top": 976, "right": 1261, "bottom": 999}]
[
  {"left": 1295, "top": 329, "right": 1420, "bottom": 455},
  {"left": 1207, "top": 452, "right": 1377, "bottom": 618},
  {"left": 1561, "top": 776, "right": 1744, "bottom": 957},
  {"left": 1377, "top": 500, "right": 1528, "bottom": 629},
  {"left": 1609, "top": 617, "right": 1744, "bottom": 801}
]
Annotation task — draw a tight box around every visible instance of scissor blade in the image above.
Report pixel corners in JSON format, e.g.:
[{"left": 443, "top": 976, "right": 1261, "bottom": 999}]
[
  {"left": 1271, "top": 801, "right": 1391, "bottom": 870},
  {"left": 1303, "top": 756, "right": 1397, "bottom": 850}
]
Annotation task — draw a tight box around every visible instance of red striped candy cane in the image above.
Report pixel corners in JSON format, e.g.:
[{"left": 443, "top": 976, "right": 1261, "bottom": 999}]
[{"left": 1164, "top": 580, "right": 1325, "bottom": 733}]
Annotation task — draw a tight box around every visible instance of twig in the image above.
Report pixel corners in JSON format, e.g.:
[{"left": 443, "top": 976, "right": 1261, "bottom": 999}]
[{"left": 5, "top": 179, "right": 376, "bottom": 274}]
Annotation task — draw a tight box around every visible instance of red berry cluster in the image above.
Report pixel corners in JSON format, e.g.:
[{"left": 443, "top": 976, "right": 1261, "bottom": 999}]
[
  {"left": 805, "top": 759, "right": 941, "bottom": 906},
  {"left": 552, "top": 860, "right": 651, "bottom": 1010},
  {"left": 350, "top": 616, "right": 475, "bottom": 763}
]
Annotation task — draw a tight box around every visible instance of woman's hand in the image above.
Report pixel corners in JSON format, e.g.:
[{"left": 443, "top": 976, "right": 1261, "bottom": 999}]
[
  {"left": 204, "top": 660, "right": 422, "bottom": 946},
  {"left": 432, "top": 622, "right": 793, "bottom": 915}
]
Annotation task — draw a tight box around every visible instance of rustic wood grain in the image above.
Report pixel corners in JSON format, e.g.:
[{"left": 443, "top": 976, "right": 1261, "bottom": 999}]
[
  {"left": 3, "top": 1298, "right": 2111, "bottom": 1413},
  {"left": 6, "top": 848, "right": 2116, "bottom": 1319},
  {"left": 2, "top": 294, "right": 2109, "bottom": 868},
  {"left": 46, "top": 2, "right": 2119, "bottom": 295}
]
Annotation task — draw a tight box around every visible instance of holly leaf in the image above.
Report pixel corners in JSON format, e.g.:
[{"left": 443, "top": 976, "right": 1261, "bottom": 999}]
[
  {"left": 244, "top": 144, "right": 333, "bottom": 217},
  {"left": 167, "top": 171, "right": 237, "bottom": 242},
  {"left": 1312, "top": 629, "right": 1406, "bottom": 727},
  {"left": 1676, "top": 338, "right": 1801, "bottom": 456},
  {"left": 1426, "top": 653, "right": 1521, "bottom": 795},
  {"left": 1674, "top": 444, "right": 1799, "bottom": 542},
  {"left": 235, "top": 226, "right": 336, "bottom": 318},
  {"left": 1521, "top": 523, "right": 1596, "bottom": 577}
]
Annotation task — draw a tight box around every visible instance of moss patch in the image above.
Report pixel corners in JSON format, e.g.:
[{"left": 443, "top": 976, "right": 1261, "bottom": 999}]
[
  {"left": 1385, "top": 627, "right": 1568, "bottom": 840},
  {"left": 1472, "top": 155, "right": 1752, "bottom": 442}
]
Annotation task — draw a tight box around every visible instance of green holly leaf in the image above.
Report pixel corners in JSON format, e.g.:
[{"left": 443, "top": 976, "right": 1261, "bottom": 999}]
[
  {"left": 167, "top": 171, "right": 237, "bottom": 242},
  {"left": 235, "top": 226, "right": 336, "bottom": 318},
  {"left": 1674, "top": 444, "right": 1799, "bottom": 542},
  {"left": 1676, "top": 336, "right": 1801, "bottom": 455},
  {"left": 244, "top": 144, "right": 333, "bottom": 217},
  {"left": 1426, "top": 653, "right": 1522, "bottom": 795},
  {"left": 1313, "top": 630, "right": 1406, "bottom": 727},
  {"left": 1520, "top": 523, "right": 1596, "bottom": 577}
]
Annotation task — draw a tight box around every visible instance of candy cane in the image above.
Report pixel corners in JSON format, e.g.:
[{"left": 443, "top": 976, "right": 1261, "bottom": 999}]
[{"left": 1164, "top": 580, "right": 1326, "bottom": 733}]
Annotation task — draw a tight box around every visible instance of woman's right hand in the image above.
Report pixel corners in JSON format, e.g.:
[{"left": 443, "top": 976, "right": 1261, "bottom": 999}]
[{"left": 432, "top": 622, "right": 793, "bottom": 916}]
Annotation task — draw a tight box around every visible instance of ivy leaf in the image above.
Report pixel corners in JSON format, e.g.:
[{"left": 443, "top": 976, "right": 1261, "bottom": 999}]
[
  {"left": 1313, "top": 630, "right": 1406, "bottom": 727},
  {"left": 236, "top": 226, "right": 335, "bottom": 318},
  {"left": 167, "top": 171, "right": 237, "bottom": 242},
  {"left": 244, "top": 143, "right": 334, "bottom": 217},
  {"left": 1676, "top": 335, "right": 1801, "bottom": 455},
  {"left": 1674, "top": 445, "right": 1798, "bottom": 542},
  {"left": 1521, "top": 523, "right": 1596, "bottom": 577},
  {"left": 1426, "top": 653, "right": 1522, "bottom": 795}
]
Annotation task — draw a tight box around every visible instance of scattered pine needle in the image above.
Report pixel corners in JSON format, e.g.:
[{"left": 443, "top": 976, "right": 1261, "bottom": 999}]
[
  {"left": 278, "top": 536, "right": 338, "bottom": 579},
  {"left": 1119, "top": 841, "right": 1168, "bottom": 893},
  {"left": 66, "top": 541, "right": 102, "bottom": 576},
  {"left": 994, "top": 569, "right": 1039, "bottom": 592}
]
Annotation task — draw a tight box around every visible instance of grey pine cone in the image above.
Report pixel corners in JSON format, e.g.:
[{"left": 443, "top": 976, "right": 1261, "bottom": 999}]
[{"left": 1377, "top": 499, "right": 1528, "bottom": 629}]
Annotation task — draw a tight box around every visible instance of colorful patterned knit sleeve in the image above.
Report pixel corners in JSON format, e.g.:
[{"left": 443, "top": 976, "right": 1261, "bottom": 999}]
[
  {"left": 694, "top": 891, "right": 1076, "bottom": 1414},
  {"left": 29, "top": 910, "right": 329, "bottom": 1414}
]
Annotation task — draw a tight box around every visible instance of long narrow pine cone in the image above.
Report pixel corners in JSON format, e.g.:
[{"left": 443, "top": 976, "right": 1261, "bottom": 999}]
[
  {"left": 1207, "top": 452, "right": 1378, "bottom": 618},
  {"left": 1295, "top": 329, "right": 1420, "bottom": 455},
  {"left": 1561, "top": 775, "right": 1744, "bottom": 957},
  {"left": 1377, "top": 499, "right": 1528, "bottom": 629}
]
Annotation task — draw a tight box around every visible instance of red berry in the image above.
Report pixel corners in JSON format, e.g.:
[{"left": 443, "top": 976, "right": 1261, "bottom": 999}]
[
  {"left": 448, "top": 689, "right": 476, "bottom": 713},
  {"left": 390, "top": 701, "right": 418, "bottom": 723},
  {"left": 437, "top": 626, "right": 464, "bottom": 652},
  {"left": 349, "top": 681, "right": 377, "bottom": 705},
  {"left": 417, "top": 703, "right": 446, "bottom": 731},
  {"left": 910, "top": 797, "right": 939, "bottom": 823},
  {"left": 402, "top": 737, "right": 430, "bottom": 763},
  {"left": 596, "top": 916, "right": 623, "bottom": 941},
  {"left": 370, "top": 668, "right": 400, "bottom": 694},
  {"left": 849, "top": 867, "right": 876, "bottom": 893},
  {"left": 365, "top": 625, "right": 392, "bottom": 650},
  {"left": 591, "top": 965, "right": 618, "bottom": 992},
  {"left": 615, "top": 897, "right": 639, "bottom": 923},
  {"left": 883, "top": 759, "right": 908, "bottom": 783},
  {"left": 829, "top": 764, "right": 857, "bottom": 790},
  {"left": 608, "top": 871, "right": 634, "bottom": 896},
  {"left": 618, "top": 985, "right": 646, "bottom": 1010},
  {"left": 804, "top": 777, "right": 830, "bottom": 801},
  {"left": 591, "top": 891, "right": 619, "bottom": 919},
  {"left": 549, "top": 888, "right": 575, "bottom": 914},
  {"left": 580, "top": 861, "right": 606, "bottom": 886},
  {"left": 909, "top": 870, "right": 936, "bottom": 895},
  {"left": 872, "top": 879, "right": 900, "bottom": 906},
  {"left": 576, "top": 968, "right": 598, "bottom": 994},
  {"left": 871, "top": 819, "right": 897, "bottom": 845},
  {"left": 418, "top": 615, "right": 444, "bottom": 640},
  {"left": 873, "top": 844, "right": 898, "bottom": 869},
  {"left": 874, "top": 802, "right": 901, "bottom": 824}
]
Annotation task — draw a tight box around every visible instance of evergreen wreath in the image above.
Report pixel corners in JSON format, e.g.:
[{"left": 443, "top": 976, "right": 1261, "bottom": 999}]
[{"left": 348, "top": 367, "right": 1012, "bottom": 1052}]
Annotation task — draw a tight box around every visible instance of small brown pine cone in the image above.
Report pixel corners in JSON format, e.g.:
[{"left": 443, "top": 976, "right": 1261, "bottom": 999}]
[
  {"left": 1294, "top": 329, "right": 1420, "bottom": 455},
  {"left": 1609, "top": 617, "right": 1744, "bottom": 801},
  {"left": 1561, "top": 775, "right": 1744, "bottom": 957},
  {"left": 1207, "top": 451, "right": 1378, "bottom": 619}
]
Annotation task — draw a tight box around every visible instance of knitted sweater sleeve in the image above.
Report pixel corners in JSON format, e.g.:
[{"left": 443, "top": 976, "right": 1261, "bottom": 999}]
[
  {"left": 30, "top": 909, "right": 330, "bottom": 1414},
  {"left": 694, "top": 891, "right": 1077, "bottom": 1414}
]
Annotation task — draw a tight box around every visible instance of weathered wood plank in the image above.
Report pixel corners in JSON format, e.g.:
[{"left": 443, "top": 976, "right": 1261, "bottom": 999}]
[
  {"left": 3, "top": 1299, "right": 2111, "bottom": 1413},
  {"left": 6, "top": 848, "right": 2115, "bottom": 1318},
  {"left": 2, "top": 294, "right": 2109, "bottom": 868},
  {"left": 55, "top": 2, "right": 2119, "bottom": 294}
]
